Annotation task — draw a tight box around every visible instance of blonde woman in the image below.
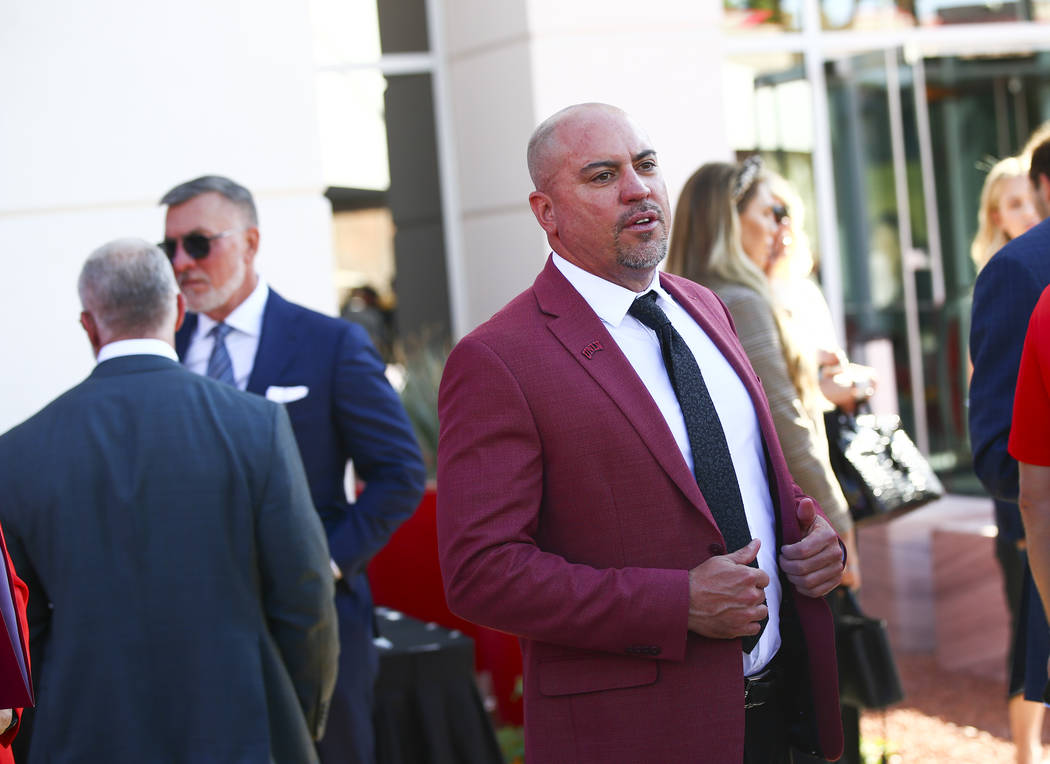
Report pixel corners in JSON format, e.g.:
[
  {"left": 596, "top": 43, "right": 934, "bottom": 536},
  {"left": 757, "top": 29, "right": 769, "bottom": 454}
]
[
  {"left": 972, "top": 156, "right": 1040, "bottom": 273},
  {"left": 764, "top": 173, "right": 876, "bottom": 415}
]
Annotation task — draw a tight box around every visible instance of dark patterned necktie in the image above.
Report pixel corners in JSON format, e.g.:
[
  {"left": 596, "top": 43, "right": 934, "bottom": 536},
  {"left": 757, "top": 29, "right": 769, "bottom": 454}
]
[
  {"left": 629, "top": 291, "right": 765, "bottom": 651},
  {"left": 206, "top": 323, "right": 236, "bottom": 386}
]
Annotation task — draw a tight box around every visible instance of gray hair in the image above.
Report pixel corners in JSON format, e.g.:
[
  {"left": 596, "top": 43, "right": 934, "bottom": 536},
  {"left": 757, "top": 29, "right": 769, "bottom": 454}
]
[
  {"left": 78, "top": 238, "right": 179, "bottom": 337},
  {"left": 159, "top": 175, "right": 258, "bottom": 226}
]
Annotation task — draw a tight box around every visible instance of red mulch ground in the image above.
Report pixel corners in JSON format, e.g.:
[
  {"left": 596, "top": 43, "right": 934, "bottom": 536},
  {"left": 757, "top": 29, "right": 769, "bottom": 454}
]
[{"left": 860, "top": 651, "right": 1044, "bottom": 763}]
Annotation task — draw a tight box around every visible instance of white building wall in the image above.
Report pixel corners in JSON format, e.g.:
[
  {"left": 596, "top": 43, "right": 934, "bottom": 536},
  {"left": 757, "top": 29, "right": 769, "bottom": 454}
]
[
  {"left": 0, "top": 0, "right": 739, "bottom": 430},
  {"left": 442, "top": 0, "right": 732, "bottom": 333},
  {"left": 0, "top": 0, "right": 334, "bottom": 432}
]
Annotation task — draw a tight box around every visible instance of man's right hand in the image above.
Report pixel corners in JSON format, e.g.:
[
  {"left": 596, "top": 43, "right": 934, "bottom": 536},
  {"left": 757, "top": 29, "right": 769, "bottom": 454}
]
[{"left": 687, "top": 539, "right": 769, "bottom": 639}]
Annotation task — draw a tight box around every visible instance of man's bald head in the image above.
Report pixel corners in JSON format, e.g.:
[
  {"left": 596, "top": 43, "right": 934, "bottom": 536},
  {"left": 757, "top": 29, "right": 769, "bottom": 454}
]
[
  {"left": 527, "top": 103, "right": 628, "bottom": 191},
  {"left": 525, "top": 103, "right": 669, "bottom": 292}
]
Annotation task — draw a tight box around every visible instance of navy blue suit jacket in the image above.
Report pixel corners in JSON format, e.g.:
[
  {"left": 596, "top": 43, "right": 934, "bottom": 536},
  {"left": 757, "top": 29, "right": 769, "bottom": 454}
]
[
  {"left": 176, "top": 289, "right": 426, "bottom": 755},
  {"left": 0, "top": 356, "right": 338, "bottom": 763},
  {"left": 970, "top": 216, "right": 1050, "bottom": 700},
  {"left": 177, "top": 290, "right": 425, "bottom": 574}
]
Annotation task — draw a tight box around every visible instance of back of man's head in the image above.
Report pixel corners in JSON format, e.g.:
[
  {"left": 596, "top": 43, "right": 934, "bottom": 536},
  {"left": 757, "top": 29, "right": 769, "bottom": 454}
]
[
  {"left": 160, "top": 175, "right": 258, "bottom": 226},
  {"left": 78, "top": 238, "right": 179, "bottom": 340}
]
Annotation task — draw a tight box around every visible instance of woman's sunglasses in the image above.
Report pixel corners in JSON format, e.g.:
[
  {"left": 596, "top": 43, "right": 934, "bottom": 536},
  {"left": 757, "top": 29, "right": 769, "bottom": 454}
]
[
  {"left": 772, "top": 204, "right": 789, "bottom": 225},
  {"left": 159, "top": 229, "right": 241, "bottom": 261}
]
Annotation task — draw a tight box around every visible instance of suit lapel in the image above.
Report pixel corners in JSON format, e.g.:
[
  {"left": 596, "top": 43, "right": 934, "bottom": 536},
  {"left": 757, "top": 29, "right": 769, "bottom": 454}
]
[
  {"left": 246, "top": 290, "right": 298, "bottom": 396},
  {"left": 534, "top": 260, "right": 707, "bottom": 513},
  {"left": 661, "top": 275, "right": 789, "bottom": 527},
  {"left": 659, "top": 275, "right": 768, "bottom": 423}
]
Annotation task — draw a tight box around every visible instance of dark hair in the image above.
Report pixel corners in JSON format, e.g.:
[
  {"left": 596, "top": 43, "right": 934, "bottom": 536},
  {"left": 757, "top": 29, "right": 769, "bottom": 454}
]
[
  {"left": 1030, "top": 142, "right": 1050, "bottom": 188},
  {"left": 159, "top": 175, "right": 258, "bottom": 226}
]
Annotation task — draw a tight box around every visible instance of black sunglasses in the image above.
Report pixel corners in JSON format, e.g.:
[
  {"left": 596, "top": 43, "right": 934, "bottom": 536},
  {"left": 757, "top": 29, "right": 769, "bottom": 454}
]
[
  {"left": 772, "top": 204, "right": 789, "bottom": 224},
  {"left": 159, "top": 229, "right": 240, "bottom": 261}
]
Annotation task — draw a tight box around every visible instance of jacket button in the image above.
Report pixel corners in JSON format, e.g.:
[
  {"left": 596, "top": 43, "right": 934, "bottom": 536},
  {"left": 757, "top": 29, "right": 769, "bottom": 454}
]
[{"left": 708, "top": 543, "right": 725, "bottom": 555}]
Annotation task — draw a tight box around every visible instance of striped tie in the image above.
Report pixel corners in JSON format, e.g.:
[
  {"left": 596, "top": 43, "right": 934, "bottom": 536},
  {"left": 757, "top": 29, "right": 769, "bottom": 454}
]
[{"left": 206, "top": 323, "right": 236, "bottom": 386}]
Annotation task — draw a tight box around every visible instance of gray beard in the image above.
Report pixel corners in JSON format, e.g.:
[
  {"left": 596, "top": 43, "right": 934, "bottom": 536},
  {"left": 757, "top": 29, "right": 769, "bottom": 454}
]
[
  {"left": 615, "top": 228, "right": 668, "bottom": 271},
  {"left": 181, "top": 257, "right": 246, "bottom": 315}
]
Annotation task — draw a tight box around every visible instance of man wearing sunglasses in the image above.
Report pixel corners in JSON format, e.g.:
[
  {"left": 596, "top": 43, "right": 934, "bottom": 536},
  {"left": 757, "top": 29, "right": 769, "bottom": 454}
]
[{"left": 160, "top": 175, "right": 426, "bottom": 764}]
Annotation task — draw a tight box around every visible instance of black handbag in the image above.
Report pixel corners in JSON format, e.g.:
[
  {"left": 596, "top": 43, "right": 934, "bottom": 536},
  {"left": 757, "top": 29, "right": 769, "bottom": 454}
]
[
  {"left": 824, "top": 408, "right": 945, "bottom": 526},
  {"left": 833, "top": 589, "right": 904, "bottom": 710}
]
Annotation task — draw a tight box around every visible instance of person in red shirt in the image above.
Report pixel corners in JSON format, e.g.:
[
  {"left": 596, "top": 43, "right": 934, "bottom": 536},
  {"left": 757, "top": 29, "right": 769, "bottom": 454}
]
[
  {"left": 0, "top": 523, "right": 29, "bottom": 764},
  {"left": 1011, "top": 284, "right": 1050, "bottom": 691}
]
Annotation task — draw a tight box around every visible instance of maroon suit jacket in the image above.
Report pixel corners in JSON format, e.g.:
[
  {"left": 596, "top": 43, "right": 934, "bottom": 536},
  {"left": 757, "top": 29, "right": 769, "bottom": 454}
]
[{"left": 437, "top": 258, "right": 842, "bottom": 763}]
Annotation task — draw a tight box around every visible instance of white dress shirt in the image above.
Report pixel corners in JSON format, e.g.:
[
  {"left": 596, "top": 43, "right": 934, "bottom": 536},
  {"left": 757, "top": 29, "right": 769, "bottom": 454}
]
[
  {"left": 552, "top": 254, "right": 781, "bottom": 675},
  {"left": 97, "top": 338, "right": 179, "bottom": 363},
  {"left": 183, "top": 279, "right": 269, "bottom": 391}
]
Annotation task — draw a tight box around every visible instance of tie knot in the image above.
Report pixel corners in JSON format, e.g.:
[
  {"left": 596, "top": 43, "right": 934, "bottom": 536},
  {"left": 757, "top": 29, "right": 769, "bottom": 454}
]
[
  {"left": 210, "top": 323, "right": 233, "bottom": 342},
  {"left": 628, "top": 291, "right": 670, "bottom": 332}
]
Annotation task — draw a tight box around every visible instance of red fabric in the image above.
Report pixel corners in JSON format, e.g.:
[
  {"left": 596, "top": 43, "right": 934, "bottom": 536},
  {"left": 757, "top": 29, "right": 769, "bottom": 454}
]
[
  {"left": 367, "top": 487, "right": 524, "bottom": 725},
  {"left": 1010, "top": 285, "right": 1050, "bottom": 465},
  {"left": 435, "top": 260, "right": 844, "bottom": 764},
  {"left": 0, "top": 523, "right": 29, "bottom": 763}
]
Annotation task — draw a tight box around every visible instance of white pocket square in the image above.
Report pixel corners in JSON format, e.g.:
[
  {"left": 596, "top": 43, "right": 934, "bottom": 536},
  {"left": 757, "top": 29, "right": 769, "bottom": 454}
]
[{"left": 265, "top": 385, "right": 309, "bottom": 403}]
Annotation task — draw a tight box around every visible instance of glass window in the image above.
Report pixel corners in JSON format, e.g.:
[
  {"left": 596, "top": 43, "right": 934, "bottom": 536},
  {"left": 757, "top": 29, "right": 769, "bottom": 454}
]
[
  {"left": 310, "top": 0, "right": 450, "bottom": 348},
  {"left": 723, "top": 0, "right": 804, "bottom": 33},
  {"left": 820, "top": 0, "right": 1050, "bottom": 30},
  {"left": 316, "top": 70, "right": 391, "bottom": 191},
  {"left": 725, "top": 53, "right": 823, "bottom": 270}
]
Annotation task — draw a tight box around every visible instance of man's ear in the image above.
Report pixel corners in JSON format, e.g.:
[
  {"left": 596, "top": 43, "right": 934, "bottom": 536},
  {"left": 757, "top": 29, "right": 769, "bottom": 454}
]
[
  {"left": 529, "top": 191, "right": 557, "bottom": 235},
  {"left": 174, "top": 293, "right": 186, "bottom": 333},
  {"left": 244, "top": 226, "right": 260, "bottom": 259},
  {"left": 80, "top": 310, "right": 102, "bottom": 356}
]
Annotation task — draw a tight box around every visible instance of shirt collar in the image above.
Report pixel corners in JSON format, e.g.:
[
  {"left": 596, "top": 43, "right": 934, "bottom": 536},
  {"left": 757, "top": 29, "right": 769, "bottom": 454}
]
[
  {"left": 97, "top": 338, "right": 179, "bottom": 364},
  {"left": 551, "top": 253, "right": 670, "bottom": 326},
  {"left": 195, "top": 278, "right": 269, "bottom": 339}
]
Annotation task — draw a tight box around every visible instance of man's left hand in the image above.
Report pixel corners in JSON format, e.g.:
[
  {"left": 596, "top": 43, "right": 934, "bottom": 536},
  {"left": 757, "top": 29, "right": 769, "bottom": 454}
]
[{"left": 778, "top": 498, "right": 844, "bottom": 598}]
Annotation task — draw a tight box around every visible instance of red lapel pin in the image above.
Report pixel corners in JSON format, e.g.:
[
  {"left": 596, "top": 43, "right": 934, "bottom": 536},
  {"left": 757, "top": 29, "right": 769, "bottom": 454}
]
[{"left": 581, "top": 341, "right": 603, "bottom": 359}]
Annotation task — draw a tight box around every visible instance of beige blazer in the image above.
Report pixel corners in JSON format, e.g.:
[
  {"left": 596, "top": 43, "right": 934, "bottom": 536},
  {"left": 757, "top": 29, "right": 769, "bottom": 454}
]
[{"left": 709, "top": 281, "right": 852, "bottom": 534}]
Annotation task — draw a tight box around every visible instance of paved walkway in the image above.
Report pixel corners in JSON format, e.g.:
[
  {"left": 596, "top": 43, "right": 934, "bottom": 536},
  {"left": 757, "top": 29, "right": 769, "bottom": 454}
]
[
  {"left": 853, "top": 495, "right": 1047, "bottom": 762},
  {"left": 861, "top": 651, "right": 1046, "bottom": 763}
]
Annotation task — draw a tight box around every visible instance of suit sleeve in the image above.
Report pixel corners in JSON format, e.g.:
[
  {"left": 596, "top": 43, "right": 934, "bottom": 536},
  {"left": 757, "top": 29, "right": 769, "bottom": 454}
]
[
  {"left": 257, "top": 405, "right": 340, "bottom": 741},
  {"left": 970, "top": 254, "right": 1045, "bottom": 502},
  {"left": 719, "top": 289, "right": 851, "bottom": 535},
  {"left": 326, "top": 325, "right": 426, "bottom": 577},
  {"left": 436, "top": 337, "right": 690, "bottom": 661}
]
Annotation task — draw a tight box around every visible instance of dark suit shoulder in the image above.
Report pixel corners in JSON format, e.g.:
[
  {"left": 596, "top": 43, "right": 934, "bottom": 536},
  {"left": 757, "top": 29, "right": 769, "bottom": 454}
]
[
  {"left": 267, "top": 290, "right": 363, "bottom": 339},
  {"left": 985, "top": 219, "right": 1050, "bottom": 275},
  {"left": 6, "top": 357, "right": 279, "bottom": 437},
  {"left": 256, "top": 291, "right": 376, "bottom": 380}
]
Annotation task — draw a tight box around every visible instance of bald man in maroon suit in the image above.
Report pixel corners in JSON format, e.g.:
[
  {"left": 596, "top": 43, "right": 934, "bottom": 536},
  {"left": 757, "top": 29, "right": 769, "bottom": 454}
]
[{"left": 437, "top": 103, "right": 845, "bottom": 763}]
